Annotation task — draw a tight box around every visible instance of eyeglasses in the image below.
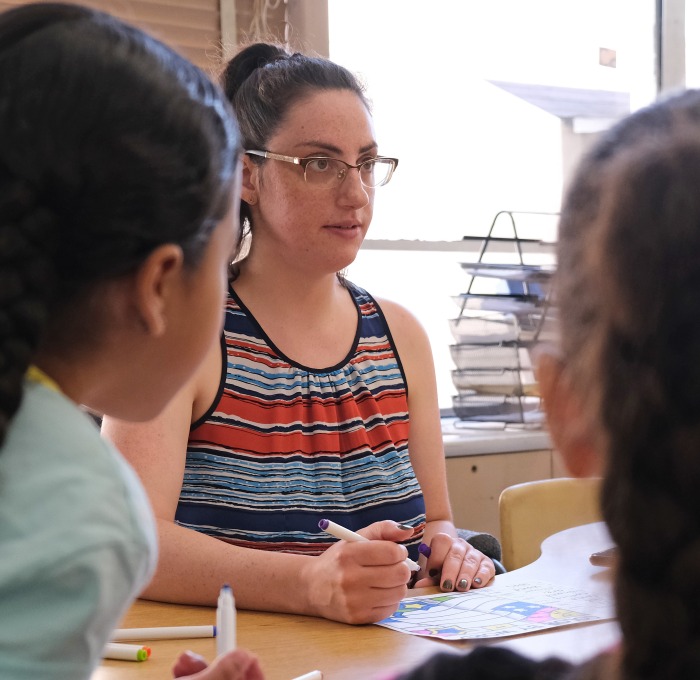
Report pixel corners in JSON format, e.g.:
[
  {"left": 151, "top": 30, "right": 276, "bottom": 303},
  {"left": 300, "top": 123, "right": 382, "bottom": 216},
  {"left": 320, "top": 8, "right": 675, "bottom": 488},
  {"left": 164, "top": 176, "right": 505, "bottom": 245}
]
[{"left": 245, "top": 150, "right": 398, "bottom": 188}]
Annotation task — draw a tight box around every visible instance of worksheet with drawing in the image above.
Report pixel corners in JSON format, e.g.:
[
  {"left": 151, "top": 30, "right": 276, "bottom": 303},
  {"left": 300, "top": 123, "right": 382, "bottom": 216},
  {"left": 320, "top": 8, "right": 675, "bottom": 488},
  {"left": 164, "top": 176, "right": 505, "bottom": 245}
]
[{"left": 376, "top": 580, "right": 615, "bottom": 641}]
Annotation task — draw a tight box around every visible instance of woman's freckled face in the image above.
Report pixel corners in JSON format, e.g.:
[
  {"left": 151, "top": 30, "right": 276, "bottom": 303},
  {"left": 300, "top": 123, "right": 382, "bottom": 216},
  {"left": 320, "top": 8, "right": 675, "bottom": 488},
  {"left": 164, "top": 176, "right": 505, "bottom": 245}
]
[{"left": 249, "top": 88, "right": 379, "bottom": 274}]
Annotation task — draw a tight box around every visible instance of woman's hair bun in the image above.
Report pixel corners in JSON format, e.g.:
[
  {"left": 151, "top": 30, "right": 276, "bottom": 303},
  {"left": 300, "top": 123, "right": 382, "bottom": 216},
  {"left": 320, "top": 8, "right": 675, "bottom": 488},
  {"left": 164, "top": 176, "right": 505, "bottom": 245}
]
[{"left": 222, "top": 42, "right": 288, "bottom": 101}]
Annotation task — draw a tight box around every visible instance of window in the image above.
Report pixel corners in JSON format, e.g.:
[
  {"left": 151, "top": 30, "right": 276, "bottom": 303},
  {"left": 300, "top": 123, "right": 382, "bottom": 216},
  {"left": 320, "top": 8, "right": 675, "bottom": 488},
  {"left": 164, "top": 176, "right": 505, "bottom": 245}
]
[
  {"left": 329, "top": 0, "right": 657, "bottom": 411},
  {"left": 686, "top": 1, "right": 700, "bottom": 87}
]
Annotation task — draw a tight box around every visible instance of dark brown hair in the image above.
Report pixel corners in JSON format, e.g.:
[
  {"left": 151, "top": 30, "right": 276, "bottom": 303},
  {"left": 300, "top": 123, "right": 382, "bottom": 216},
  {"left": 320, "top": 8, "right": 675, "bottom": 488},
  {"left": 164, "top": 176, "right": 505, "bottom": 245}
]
[
  {"left": 557, "top": 89, "right": 700, "bottom": 678},
  {"left": 0, "top": 3, "right": 240, "bottom": 446}
]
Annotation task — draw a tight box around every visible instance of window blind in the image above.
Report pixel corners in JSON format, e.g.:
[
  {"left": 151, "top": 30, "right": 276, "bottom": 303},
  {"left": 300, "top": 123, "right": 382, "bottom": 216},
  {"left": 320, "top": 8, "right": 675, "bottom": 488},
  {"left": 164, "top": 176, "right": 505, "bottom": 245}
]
[{"left": 0, "top": 0, "right": 223, "bottom": 74}]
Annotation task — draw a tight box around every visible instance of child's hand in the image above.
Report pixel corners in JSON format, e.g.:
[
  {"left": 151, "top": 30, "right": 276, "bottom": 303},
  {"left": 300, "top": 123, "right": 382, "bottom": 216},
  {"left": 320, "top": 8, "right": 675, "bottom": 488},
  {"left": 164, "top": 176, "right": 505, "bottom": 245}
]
[{"left": 172, "top": 649, "right": 265, "bottom": 679}]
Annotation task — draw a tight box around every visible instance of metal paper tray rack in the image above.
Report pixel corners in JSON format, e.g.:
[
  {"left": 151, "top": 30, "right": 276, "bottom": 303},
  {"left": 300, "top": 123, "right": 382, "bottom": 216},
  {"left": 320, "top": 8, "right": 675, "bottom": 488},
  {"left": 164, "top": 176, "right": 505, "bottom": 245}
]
[{"left": 449, "top": 211, "right": 557, "bottom": 425}]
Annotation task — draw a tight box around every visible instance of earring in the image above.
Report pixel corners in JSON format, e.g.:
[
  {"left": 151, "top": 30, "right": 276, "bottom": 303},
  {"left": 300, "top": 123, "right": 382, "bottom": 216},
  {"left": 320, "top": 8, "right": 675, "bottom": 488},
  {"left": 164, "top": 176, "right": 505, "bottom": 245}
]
[{"left": 246, "top": 195, "right": 257, "bottom": 206}]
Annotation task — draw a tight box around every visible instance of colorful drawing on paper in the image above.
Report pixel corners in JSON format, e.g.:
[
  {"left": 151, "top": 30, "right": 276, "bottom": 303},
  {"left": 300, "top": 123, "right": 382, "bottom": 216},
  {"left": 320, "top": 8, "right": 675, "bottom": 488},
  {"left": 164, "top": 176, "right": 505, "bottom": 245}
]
[{"left": 377, "top": 580, "right": 615, "bottom": 640}]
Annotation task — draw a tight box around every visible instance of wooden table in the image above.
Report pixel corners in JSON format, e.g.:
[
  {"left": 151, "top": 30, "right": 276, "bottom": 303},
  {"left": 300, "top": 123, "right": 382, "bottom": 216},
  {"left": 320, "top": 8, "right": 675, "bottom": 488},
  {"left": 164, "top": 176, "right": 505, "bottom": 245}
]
[{"left": 92, "top": 522, "right": 620, "bottom": 680}]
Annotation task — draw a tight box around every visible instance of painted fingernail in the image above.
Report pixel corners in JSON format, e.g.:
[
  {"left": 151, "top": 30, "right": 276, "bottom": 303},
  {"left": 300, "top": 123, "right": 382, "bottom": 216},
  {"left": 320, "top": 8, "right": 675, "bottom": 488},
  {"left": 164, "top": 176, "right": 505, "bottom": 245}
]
[
  {"left": 441, "top": 579, "right": 453, "bottom": 590},
  {"left": 474, "top": 577, "right": 483, "bottom": 585},
  {"left": 457, "top": 579, "right": 469, "bottom": 590},
  {"left": 397, "top": 523, "right": 414, "bottom": 531},
  {"left": 429, "top": 568, "right": 439, "bottom": 578},
  {"left": 418, "top": 543, "right": 432, "bottom": 558}
]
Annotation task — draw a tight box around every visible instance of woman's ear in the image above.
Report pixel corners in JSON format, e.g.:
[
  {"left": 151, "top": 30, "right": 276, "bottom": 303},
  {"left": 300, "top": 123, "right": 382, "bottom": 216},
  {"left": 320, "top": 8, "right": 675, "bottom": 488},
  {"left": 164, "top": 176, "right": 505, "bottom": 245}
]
[
  {"left": 537, "top": 351, "right": 603, "bottom": 478},
  {"left": 132, "top": 243, "right": 184, "bottom": 337},
  {"left": 241, "top": 154, "right": 259, "bottom": 206}
]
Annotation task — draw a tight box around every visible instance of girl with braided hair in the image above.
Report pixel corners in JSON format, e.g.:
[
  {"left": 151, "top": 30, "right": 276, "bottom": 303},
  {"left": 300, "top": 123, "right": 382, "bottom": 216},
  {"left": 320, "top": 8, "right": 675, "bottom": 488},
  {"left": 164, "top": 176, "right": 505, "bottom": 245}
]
[
  {"left": 0, "top": 3, "right": 262, "bottom": 679},
  {"left": 382, "top": 89, "right": 700, "bottom": 679}
]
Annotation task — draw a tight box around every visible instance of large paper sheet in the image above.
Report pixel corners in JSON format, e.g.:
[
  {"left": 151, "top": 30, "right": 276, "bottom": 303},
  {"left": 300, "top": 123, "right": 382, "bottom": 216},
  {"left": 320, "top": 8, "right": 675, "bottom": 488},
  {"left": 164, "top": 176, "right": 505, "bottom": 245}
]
[{"left": 376, "top": 580, "right": 614, "bottom": 640}]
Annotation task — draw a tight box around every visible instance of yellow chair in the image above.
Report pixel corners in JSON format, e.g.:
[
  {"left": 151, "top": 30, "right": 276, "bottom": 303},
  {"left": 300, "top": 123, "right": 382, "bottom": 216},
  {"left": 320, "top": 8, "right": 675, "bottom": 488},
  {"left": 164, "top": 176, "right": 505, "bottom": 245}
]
[{"left": 499, "top": 477, "right": 603, "bottom": 571}]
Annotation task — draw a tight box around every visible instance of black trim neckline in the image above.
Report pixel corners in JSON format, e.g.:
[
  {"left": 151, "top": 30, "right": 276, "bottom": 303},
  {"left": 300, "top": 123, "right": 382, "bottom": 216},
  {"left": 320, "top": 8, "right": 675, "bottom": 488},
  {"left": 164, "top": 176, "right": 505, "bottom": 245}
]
[{"left": 228, "top": 281, "right": 363, "bottom": 374}]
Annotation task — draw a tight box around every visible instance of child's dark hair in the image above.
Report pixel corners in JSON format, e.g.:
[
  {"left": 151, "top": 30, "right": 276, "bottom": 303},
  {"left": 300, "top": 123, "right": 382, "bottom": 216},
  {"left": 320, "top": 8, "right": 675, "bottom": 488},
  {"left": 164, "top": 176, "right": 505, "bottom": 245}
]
[
  {"left": 220, "top": 42, "right": 369, "bottom": 240},
  {"left": 0, "top": 3, "right": 240, "bottom": 445},
  {"left": 557, "top": 89, "right": 700, "bottom": 678}
]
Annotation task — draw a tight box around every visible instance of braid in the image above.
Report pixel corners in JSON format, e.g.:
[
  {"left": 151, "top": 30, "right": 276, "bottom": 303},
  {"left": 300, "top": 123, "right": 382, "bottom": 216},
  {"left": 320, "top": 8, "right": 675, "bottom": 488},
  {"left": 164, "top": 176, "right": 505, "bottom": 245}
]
[
  {"left": 557, "top": 90, "right": 700, "bottom": 679},
  {"left": 0, "top": 2, "right": 240, "bottom": 440},
  {"left": 591, "top": 132, "right": 700, "bottom": 678},
  {"left": 0, "top": 176, "right": 57, "bottom": 445}
]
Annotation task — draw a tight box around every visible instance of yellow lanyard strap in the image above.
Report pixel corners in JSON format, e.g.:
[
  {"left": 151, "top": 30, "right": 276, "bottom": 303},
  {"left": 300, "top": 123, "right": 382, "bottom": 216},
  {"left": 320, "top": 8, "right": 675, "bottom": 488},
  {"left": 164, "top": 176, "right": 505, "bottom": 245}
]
[{"left": 26, "top": 364, "right": 62, "bottom": 394}]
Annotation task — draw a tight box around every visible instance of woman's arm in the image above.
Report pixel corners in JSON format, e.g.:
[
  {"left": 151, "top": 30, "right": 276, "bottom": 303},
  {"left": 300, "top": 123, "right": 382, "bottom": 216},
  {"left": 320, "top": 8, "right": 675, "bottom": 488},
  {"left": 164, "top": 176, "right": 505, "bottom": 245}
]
[
  {"left": 101, "top": 342, "right": 414, "bottom": 623},
  {"left": 377, "top": 298, "right": 496, "bottom": 591}
]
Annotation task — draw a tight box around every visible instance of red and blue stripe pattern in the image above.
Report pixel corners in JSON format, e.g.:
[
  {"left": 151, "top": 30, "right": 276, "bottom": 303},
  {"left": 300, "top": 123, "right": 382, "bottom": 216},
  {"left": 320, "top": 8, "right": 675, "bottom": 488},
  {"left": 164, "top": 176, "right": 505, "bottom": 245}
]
[{"left": 175, "top": 282, "right": 426, "bottom": 559}]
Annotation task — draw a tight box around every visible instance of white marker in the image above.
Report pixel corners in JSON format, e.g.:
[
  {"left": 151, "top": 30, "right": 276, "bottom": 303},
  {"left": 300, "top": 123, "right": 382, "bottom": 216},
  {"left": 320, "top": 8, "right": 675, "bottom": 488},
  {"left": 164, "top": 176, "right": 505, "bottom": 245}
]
[
  {"left": 103, "top": 642, "right": 150, "bottom": 661},
  {"left": 318, "top": 519, "right": 420, "bottom": 571},
  {"left": 216, "top": 583, "right": 236, "bottom": 656},
  {"left": 291, "top": 672, "right": 323, "bottom": 680},
  {"left": 111, "top": 625, "right": 215, "bottom": 641}
]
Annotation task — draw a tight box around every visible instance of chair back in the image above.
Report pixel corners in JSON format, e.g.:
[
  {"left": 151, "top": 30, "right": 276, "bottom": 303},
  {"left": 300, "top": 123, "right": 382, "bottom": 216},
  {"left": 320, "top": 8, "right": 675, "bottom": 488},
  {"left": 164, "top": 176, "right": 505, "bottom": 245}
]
[{"left": 499, "top": 477, "right": 603, "bottom": 571}]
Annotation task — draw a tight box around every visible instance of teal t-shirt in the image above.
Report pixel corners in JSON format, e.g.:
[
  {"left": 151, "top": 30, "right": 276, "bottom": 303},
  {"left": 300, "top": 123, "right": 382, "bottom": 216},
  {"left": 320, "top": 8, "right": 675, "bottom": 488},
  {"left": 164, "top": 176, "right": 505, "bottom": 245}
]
[{"left": 0, "top": 381, "right": 157, "bottom": 679}]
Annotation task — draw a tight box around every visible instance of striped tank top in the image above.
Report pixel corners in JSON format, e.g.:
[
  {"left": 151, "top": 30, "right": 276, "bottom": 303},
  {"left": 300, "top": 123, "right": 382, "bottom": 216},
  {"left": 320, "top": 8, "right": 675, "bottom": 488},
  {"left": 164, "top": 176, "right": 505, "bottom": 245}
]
[{"left": 175, "top": 281, "right": 426, "bottom": 560}]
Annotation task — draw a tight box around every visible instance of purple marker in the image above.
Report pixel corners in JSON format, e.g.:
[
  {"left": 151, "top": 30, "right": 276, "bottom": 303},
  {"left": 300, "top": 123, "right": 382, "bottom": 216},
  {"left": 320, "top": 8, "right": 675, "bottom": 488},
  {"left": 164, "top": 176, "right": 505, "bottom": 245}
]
[{"left": 318, "top": 519, "right": 420, "bottom": 571}]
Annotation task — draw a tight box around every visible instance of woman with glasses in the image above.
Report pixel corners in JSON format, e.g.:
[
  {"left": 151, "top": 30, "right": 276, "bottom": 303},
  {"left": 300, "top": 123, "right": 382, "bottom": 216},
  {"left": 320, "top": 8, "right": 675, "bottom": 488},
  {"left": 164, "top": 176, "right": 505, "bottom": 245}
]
[{"left": 102, "top": 42, "right": 496, "bottom": 625}]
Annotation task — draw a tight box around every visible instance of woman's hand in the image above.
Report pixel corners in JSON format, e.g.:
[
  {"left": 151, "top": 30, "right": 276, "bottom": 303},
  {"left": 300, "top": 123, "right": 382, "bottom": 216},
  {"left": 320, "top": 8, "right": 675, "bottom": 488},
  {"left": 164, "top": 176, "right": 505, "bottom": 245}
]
[
  {"left": 172, "top": 649, "right": 265, "bottom": 679},
  {"left": 413, "top": 532, "right": 496, "bottom": 592},
  {"left": 299, "top": 521, "right": 416, "bottom": 624}
]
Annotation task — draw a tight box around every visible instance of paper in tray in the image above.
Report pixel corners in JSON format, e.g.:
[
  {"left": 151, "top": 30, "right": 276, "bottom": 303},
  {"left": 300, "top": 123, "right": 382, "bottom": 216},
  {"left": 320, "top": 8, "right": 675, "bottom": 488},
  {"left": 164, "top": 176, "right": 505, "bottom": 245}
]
[
  {"left": 452, "top": 368, "right": 539, "bottom": 397},
  {"left": 449, "top": 343, "right": 528, "bottom": 371},
  {"left": 452, "top": 394, "right": 543, "bottom": 423},
  {"left": 448, "top": 313, "right": 519, "bottom": 344},
  {"left": 454, "top": 293, "right": 543, "bottom": 314},
  {"left": 460, "top": 262, "right": 555, "bottom": 283}
]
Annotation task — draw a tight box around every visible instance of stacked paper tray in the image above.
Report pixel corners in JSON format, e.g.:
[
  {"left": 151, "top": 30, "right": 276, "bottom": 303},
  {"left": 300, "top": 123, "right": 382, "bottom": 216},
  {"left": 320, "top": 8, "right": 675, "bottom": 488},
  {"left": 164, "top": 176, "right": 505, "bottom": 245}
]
[
  {"left": 451, "top": 368, "right": 539, "bottom": 397},
  {"left": 450, "top": 298, "right": 556, "bottom": 343},
  {"left": 459, "top": 261, "right": 555, "bottom": 283},
  {"left": 449, "top": 342, "right": 531, "bottom": 371},
  {"left": 448, "top": 312, "right": 519, "bottom": 344},
  {"left": 451, "top": 218, "right": 555, "bottom": 424},
  {"left": 452, "top": 393, "right": 544, "bottom": 423},
  {"left": 451, "top": 293, "right": 542, "bottom": 315},
  {"left": 449, "top": 339, "right": 544, "bottom": 423}
]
